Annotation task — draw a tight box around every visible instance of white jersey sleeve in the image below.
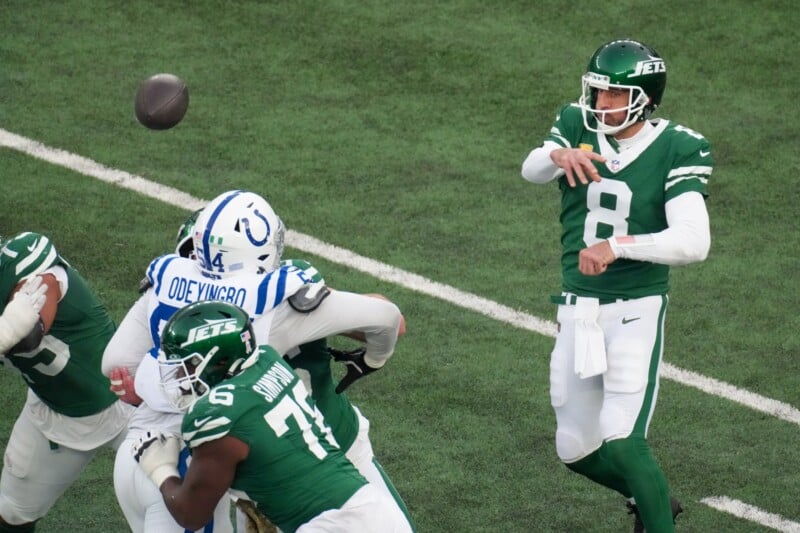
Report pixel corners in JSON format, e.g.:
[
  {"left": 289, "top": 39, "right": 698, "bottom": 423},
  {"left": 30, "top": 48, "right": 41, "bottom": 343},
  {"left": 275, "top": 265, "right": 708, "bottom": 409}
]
[
  {"left": 265, "top": 290, "right": 402, "bottom": 368},
  {"left": 521, "top": 140, "right": 564, "bottom": 183},
  {"left": 101, "top": 291, "right": 152, "bottom": 377},
  {"left": 609, "top": 191, "right": 710, "bottom": 265}
]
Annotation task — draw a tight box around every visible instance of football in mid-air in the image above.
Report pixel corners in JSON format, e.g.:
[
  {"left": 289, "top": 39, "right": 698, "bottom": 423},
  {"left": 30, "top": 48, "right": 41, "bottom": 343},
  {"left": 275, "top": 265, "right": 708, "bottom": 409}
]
[{"left": 134, "top": 73, "right": 189, "bottom": 130}]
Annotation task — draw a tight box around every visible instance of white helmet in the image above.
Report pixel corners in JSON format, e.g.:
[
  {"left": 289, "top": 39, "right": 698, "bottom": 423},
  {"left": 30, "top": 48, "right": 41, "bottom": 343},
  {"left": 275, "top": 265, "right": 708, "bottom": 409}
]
[{"left": 193, "top": 190, "right": 285, "bottom": 277}]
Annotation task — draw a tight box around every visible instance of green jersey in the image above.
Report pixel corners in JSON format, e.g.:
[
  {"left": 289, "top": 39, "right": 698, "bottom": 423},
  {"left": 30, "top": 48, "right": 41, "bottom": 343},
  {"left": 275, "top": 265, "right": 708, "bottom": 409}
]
[
  {"left": 289, "top": 338, "right": 360, "bottom": 450},
  {"left": 278, "top": 259, "right": 360, "bottom": 450},
  {"left": 547, "top": 104, "right": 711, "bottom": 299},
  {"left": 0, "top": 232, "right": 118, "bottom": 417},
  {"left": 182, "top": 346, "right": 366, "bottom": 533}
]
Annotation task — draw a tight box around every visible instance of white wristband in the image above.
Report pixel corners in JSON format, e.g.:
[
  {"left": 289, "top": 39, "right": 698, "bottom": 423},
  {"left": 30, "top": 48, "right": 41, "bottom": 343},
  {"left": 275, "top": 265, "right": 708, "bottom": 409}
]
[
  {"left": 609, "top": 235, "right": 656, "bottom": 260},
  {"left": 149, "top": 464, "right": 180, "bottom": 488}
]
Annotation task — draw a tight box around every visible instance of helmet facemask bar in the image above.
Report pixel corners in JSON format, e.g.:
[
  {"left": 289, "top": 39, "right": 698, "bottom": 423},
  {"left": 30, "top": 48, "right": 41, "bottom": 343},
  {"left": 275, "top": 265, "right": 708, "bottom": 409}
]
[
  {"left": 158, "top": 348, "right": 217, "bottom": 411},
  {"left": 256, "top": 216, "right": 285, "bottom": 274},
  {"left": 579, "top": 72, "right": 651, "bottom": 135}
]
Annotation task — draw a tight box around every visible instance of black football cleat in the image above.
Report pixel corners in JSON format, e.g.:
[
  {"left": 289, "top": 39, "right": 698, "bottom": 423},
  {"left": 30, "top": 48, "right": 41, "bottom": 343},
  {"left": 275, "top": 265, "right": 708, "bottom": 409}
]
[{"left": 626, "top": 497, "right": 683, "bottom": 532}]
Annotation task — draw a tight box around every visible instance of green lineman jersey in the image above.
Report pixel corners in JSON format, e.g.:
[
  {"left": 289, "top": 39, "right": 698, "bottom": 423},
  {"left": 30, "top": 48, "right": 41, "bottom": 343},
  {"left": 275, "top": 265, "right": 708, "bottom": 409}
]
[
  {"left": 290, "top": 338, "right": 360, "bottom": 450},
  {"left": 279, "top": 259, "right": 360, "bottom": 449},
  {"left": 182, "top": 346, "right": 367, "bottom": 533},
  {"left": 547, "top": 104, "right": 712, "bottom": 299},
  {"left": 0, "top": 232, "right": 118, "bottom": 416}
]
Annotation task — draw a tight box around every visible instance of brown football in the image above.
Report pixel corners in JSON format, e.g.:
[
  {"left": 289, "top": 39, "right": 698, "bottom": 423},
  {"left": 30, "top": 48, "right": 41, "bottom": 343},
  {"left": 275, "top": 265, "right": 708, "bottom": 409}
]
[{"left": 134, "top": 73, "right": 189, "bottom": 130}]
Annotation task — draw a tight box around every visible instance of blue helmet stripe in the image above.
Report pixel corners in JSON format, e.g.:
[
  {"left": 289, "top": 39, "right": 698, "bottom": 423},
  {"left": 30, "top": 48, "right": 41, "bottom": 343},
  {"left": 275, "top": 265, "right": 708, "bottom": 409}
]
[{"left": 200, "top": 190, "right": 243, "bottom": 271}]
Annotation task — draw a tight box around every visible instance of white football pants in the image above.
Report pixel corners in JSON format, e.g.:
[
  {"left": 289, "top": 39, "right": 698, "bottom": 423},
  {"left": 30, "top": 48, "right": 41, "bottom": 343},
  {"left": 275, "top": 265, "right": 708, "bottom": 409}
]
[
  {"left": 550, "top": 294, "right": 668, "bottom": 463},
  {"left": 114, "top": 431, "right": 233, "bottom": 533}
]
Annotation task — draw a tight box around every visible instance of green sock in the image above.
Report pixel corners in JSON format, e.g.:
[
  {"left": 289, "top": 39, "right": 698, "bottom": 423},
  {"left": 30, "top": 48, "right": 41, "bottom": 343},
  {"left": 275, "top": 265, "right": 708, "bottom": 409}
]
[
  {"left": 603, "top": 437, "right": 673, "bottom": 533},
  {"left": 565, "top": 442, "right": 632, "bottom": 498}
]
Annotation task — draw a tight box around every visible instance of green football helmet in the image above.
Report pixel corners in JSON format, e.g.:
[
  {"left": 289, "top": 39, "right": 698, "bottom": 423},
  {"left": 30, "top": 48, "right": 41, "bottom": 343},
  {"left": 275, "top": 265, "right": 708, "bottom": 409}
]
[
  {"left": 158, "top": 300, "right": 256, "bottom": 410},
  {"left": 175, "top": 208, "right": 204, "bottom": 258},
  {"left": 578, "top": 39, "right": 666, "bottom": 135}
]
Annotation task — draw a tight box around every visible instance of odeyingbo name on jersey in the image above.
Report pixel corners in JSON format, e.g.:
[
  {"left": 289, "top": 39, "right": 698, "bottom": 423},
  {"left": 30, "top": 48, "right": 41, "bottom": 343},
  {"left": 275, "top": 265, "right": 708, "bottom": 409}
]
[
  {"left": 166, "top": 276, "right": 247, "bottom": 307},
  {"left": 146, "top": 254, "right": 317, "bottom": 319}
]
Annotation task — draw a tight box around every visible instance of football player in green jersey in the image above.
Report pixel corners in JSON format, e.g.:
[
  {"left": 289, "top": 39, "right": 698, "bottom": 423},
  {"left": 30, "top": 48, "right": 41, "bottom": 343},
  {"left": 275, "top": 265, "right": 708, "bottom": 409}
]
[
  {"left": 521, "top": 39, "right": 712, "bottom": 532},
  {"left": 185, "top": 217, "right": 414, "bottom": 530},
  {"left": 218, "top": 239, "right": 415, "bottom": 530},
  {"left": 106, "top": 202, "right": 413, "bottom": 532},
  {"left": 132, "top": 300, "right": 412, "bottom": 532},
  {"left": 0, "top": 232, "right": 132, "bottom": 532}
]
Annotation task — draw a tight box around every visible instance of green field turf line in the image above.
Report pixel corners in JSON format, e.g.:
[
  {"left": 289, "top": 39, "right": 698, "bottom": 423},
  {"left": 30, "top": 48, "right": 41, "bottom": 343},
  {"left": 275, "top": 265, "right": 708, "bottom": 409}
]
[{"left": 3, "top": 126, "right": 799, "bottom": 430}]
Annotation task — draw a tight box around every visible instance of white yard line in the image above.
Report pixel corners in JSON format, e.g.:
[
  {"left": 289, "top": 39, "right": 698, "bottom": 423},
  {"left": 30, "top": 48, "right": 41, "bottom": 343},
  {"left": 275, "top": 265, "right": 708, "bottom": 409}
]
[
  {"left": 7, "top": 126, "right": 799, "bottom": 530},
  {"left": 3, "top": 127, "right": 799, "bottom": 433},
  {"left": 701, "top": 496, "right": 800, "bottom": 532}
]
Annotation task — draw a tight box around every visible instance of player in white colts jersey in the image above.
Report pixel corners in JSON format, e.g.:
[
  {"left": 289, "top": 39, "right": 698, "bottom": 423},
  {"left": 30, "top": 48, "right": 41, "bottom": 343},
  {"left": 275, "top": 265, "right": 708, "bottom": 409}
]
[
  {"left": 103, "top": 190, "right": 411, "bottom": 531},
  {"left": 102, "top": 190, "right": 301, "bottom": 532},
  {"left": 521, "top": 39, "right": 711, "bottom": 532}
]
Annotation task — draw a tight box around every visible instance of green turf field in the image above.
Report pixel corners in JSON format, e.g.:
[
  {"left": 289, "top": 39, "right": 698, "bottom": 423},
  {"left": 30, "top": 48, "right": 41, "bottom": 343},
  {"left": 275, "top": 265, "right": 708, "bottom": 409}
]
[{"left": 1, "top": 1, "right": 799, "bottom": 531}]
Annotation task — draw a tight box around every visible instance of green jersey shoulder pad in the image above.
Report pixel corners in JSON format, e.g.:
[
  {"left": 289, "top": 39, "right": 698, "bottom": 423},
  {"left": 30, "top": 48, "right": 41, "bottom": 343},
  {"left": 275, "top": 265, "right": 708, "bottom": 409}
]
[
  {"left": 0, "top": 232, "right": 66, "bottom": 306},
  {"left": 1, "top": 232, "right": 64, "bottom": 276},
  {"left": 549, "top": 103, "right": 587, "bottom": 148},
  {"left": 659, "top": 121, "right": 713, "bottom": 199},
  {"left": 280, "top": 258, "right": 325, "bottom": 284}
]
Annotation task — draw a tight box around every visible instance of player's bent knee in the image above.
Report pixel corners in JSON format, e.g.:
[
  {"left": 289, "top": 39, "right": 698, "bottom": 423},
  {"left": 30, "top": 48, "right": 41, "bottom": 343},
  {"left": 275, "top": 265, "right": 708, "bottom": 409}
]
[
  {"left": 0, "top": 495, "right": 39, "bottom": 532},
  {"left": 555, "top": 428, "right": 590, "bottom": 463}
]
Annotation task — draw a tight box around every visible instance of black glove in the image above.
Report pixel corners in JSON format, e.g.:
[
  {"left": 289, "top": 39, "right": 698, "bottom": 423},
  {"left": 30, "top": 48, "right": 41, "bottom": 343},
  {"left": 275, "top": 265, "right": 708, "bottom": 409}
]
[{"left": 328, "top": 347, "right": 379, "bottom": 394}]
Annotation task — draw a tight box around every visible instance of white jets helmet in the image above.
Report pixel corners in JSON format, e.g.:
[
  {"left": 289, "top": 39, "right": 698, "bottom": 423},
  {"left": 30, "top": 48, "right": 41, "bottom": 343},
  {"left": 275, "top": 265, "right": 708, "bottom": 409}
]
[{"left": 193, "top": 190, "right": 285, "bottom": 277}]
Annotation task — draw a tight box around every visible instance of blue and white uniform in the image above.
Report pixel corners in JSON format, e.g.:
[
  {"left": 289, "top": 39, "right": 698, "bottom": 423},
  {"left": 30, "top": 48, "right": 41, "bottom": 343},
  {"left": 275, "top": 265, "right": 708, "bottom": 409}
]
[{"left": 108, "top": 256, "right": 313, "bottom": 533}]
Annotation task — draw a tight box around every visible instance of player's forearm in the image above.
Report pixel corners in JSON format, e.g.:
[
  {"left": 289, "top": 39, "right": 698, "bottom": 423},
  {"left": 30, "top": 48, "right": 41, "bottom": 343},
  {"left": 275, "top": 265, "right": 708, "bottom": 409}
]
[
  {"left": 135, "top": 355, "right": 185, "bottom": 413},
  {"left": 360, "top": 323, "right": 401, "bottom": 368},
  {"left": 521, "top": 141, "right": 563, "bottom": 183},
  {"left": 102, "top": 292, "right": 152, "bottom": 376},
  {"left": 609, "top": 192, "right": 710, "bottom": 265},
  {"left": 269, "top": 290, "right": 402, "bottom": 367},
  {"left": 161, "top": 478, "right": 214, "bottom": 531},
  {"left": 331, "top": 292, "right": 401, "bottom": 368}
]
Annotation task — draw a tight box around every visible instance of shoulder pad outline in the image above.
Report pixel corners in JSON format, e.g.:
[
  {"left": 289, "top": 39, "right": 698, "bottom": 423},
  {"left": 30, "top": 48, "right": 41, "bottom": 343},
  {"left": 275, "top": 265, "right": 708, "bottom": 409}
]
[{"left": 288, "top": 283, "right": 331, "bottom": 313}]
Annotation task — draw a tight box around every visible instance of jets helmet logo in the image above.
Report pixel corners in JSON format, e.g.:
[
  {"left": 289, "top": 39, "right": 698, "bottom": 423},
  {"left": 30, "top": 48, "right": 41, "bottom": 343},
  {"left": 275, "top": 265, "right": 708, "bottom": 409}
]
[
  {"left": 628, "top": 56, "right": 666, "bottom": 77},
  {"left": 181, "top": 318, "right": 238, "bottom": 347}
]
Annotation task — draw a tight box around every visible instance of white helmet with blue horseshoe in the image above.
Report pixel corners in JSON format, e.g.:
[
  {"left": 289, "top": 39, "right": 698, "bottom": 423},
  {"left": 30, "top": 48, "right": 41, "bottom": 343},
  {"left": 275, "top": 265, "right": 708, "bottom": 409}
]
[{"left": 193, "top": 190, "right": 285, "bottom": 277}]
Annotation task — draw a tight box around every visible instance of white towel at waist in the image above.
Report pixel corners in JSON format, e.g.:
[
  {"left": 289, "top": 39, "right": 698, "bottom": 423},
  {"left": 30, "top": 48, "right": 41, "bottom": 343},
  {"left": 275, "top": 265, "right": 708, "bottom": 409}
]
[{"left": 573, "top": 296, "right": 607, "bottom": 379}]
